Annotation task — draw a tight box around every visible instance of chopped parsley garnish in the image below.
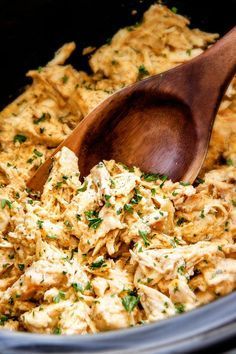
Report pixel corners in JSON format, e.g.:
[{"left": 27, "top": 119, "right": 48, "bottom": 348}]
[
  {"left": 37, "top": 66, "right": 43, "bottom": 73},
  {"left": 33, "top": 149, "right": 43, "bottom": 157},
  {"left": 0, "top": 315, "right": 9, "bottom": 326},
  {"left": 119, "top": 163, "right": 134, "bottom": 172},
  {"left": 72, "top": 283, "right": 83, "bottom": 293},
  {"left": 141, "top": 172, "right": 167, "bottom": 185},
  {"left": 37, "top": 220, "right": 44, "bottom": 229},
  {"left": 186, "top": 49, "right": 192, "bottom": 56},
  {"left": 226, "top": 158, "right": 233, "bottom": 166},
  {"left": 53, "top": 327, "right": 61, "bottom": 335},
  {"left": 124, "top": 203, "right": 133, "bottom": 213},
  {"left": 176, "top": 217, "right": 187, "bottom": 226},
  {"left": 56, "top": 181, "right": 63, "bottom": 188},
  {"left": 116, "top": 207, "right": 122, "bottom": 215},
  {"left": 76, "top": 214, "right": 81, "bottom": 221},
  {"left": 200, "top": 209, "right": 205, "bottom": 219},
  {"left": 130, "top": 189, "right": 142, "bottom": 205},
  {"left": 85, "top": 210, "right": 103, "bottom": 229},
  {"left": 175, "top": 303, "right": 185, "bottom": 313},
  {"left": 46, "top": 234, "right": 57, "bottom": 239},
  {"left": 159, "top": 175, "right": 168, "bottom": 188},
  {"left": 170, "top": 237, "right": 180, "bottom": 248},
  {"left": 61, "top": 75, "right": 69, "bottom": 84},
  {"left": 122, "top": 294, "right": 140, "bottom": 313},
  {"left": 77, "top": 181, "right": 88, "bottom": 192},
  {"left": 195, "top": 177, "right": 205, "bottom": 185},
  {"left": 64, "top": 220, "right": 72, "bottom": 229},
  {"left": 33, "top": 113, "right": 46, "bottom": 125},
  {"left": 138, "top": 230, "right": 150, "bottom": 247},
  {"left": 1, "top": 199, "right": 12, "bottom": 209},
  {"left": 177, "top": 264, "right": 185, "bottom": 275},
  {"left": 138, "top": 65, "right": 149, "bottom": 79},
  {"left": 172, "top": 191, "right": 178, "bottom": 196},
  {"left": 104, "top": 194, "right": 112, "bottom": 207},
  {"left": 151, "top": 188, "right": 156, "bottom": 196},
  {"left": 14, "top": 134, "right": 27, "bottom": 144},
  {"left": 171, "top": 6, "right": 178, "bottom": 13},
  {"left": 18, "top": 264, "right": 25, "bottom": 271},
  {"left": 85, "top": 281, "right": 92, "bottom": 291},
  {"left": 91, "top": 257, "right": 105, "bottom": 269},
  {"left": 180, "top": 181, "right": 190, "bottom": 186},
  {"left": 53, "top": 290, "right": 65, "bottom": 303},
  {"left": 232, "top": 200, "right": 236, "bottom": 207}
]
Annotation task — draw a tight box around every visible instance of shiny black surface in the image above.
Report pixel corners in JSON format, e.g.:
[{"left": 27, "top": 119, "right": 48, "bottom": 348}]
[{"left": 0, "top": 0, "right": 235, "bottom": 353}]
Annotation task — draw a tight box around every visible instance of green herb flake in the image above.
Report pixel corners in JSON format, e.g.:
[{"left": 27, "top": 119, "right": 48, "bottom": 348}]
[
  {"left": 37, "top": 220, "right": 44, "bottom": 229},
  {"left": 76, "top": 214, "right": 81, "bottom": 221},
  {"left": 14, "top": 134, "right": 27, "bottom": 144},
  {"left": 64, "top": 220, "right": 72, "bottom": 229},
  {"left": 116, "top": 207, "right": 122, "bottom": 215},
  {"left": 200, "top": 209, "right": 205, "bottom": 219},
  {"left": 175, "top": 303, "right": 185, "bottom": 313},
  {"left": 177, "top": 265, "right": 185, "bottom": 275},
  {"left": 195, "top": 177, "right": 205, "bottom": 185},
  {"left": 124, "top": 204, "right": 133, "bottom": 213},
  {"left": 85, "top": 281, "right": 92, "bottom": 291},
  {"left": 138, "top": 65, "right": 149, "bottom": 79},
  {"left": 160, "top": 175, "right": 168, "bottom": 188},
  {"left": 138, "top": 230, "right": 150, "bottom": 247},
  {"left": 186, "top": 49, "right": 192, "bottom": 56},
  {"left": 1, "top": 199, "right": 12, "bottom": 209},
  {"left": 61, "top": 75, "right": 69, "bottom": 84},
  {"left": 104, "top": 194, "right": 112, "bottom": 207},
  {"left": 53, "top": 327, "right": 61, "bottom": 335},
  {"left": 180, "top": 181, "right": 190, "bottom": 186},
  {"left": 151, "top": 188, "right": 156, "bottom": 196},
  {"left": 176, "top": 217, "right": 187, "bottom": 226},
  {"left": 77, "top": 181, "right": 88, "bottom": 193},
  {"left": 226, "top": 158, "right": 233, "bottom": 166},
  {"left": 91, "top": 257, "right": 105, "bottom": 269},
  {"left": 122, "top": 294, "right": 140, "bottom": 313},
  {"left": 46, "top": 234, "right": 57, "bottom": 239},
  {"left": 85, "top": 210, "right": 103, "bottom": 229},
  {"left": 18, "top": 264, "right": 25, "bottom": 271},
  {"left": 33, "top": 113, "right": 46, "bottom": 125},
  {"left": 142, "top": 173, "right": 160, "bottom": 182},
  {"left": 0, "top": 315, "right": 9, "bottom": 326},
  {"left": 72, "top": 283, "right": 84, "bottom": 293},
  {"left": 130, "top": 189, "right": 142, "bottom": 205},
  {"left": 232, "top": 200, "right": 236, "bottom": 207},
  {"left": 53, "top": 290, "right": 65, "bottom": 304},
  {"left": 33, "top": 149, "right": 43, "bottom": 157},
  {"left": 171, "top": 6, "right": 178, "bottom": 13}
]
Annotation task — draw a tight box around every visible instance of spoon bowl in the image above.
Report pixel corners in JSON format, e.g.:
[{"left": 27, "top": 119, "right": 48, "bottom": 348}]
[{"left": 28, "top": 27, "right": 236, "bottom": 192}]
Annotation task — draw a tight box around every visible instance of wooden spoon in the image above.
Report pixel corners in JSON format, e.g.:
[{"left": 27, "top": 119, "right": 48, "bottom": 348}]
[{"left": 28, "top": 27, "right": 236, "bottom": 192}]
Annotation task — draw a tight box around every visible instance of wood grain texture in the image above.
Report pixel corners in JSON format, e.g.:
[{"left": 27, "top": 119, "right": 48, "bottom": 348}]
[{"left": 28, "top": 27, "right": 236, "bottom": 192}]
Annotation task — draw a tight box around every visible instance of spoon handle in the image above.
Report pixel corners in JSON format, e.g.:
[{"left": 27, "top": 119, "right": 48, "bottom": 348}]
[{"left": 189, "top": 26, "right": 236, "bottom": 115}]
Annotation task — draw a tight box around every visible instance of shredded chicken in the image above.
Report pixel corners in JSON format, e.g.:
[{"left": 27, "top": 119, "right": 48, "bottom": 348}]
[{"left": 0, "top": 4, "right": 235, "bottom": 335}]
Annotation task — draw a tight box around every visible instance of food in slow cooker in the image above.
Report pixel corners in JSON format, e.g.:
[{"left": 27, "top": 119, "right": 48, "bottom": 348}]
[{"left": 0, "top": 5, "right": 235, "bottom": 335}]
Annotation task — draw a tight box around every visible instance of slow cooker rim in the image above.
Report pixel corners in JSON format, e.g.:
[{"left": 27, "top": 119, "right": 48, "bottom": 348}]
[{"left": 0, "top": 291, "right": 235, "bottom": 352}]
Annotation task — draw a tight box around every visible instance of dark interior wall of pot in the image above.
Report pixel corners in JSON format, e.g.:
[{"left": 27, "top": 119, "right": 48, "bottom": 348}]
[{"left": 0, "top": 0, "right": 235, "bottom": 110}]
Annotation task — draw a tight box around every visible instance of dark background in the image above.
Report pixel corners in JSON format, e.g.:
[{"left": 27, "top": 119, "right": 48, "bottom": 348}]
[{"left": 0, "top": 0, "right": 235, "bottom": 110}]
